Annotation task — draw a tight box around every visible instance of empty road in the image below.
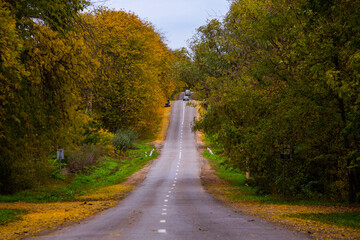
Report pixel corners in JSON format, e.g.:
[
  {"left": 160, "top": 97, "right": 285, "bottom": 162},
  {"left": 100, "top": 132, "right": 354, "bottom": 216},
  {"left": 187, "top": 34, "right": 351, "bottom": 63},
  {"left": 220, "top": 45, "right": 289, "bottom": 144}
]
[{"left": 34, "top": 100, "right": 309, "bottom": 239}]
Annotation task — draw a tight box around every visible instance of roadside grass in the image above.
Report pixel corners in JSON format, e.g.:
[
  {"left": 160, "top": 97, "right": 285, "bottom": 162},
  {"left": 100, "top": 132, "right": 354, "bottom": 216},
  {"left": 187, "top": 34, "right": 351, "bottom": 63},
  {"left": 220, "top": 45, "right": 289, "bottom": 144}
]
[
  {"left": 0, "top": 209, "right": 28, "bottom": 225},
  {"left": 204, "top": 149, "right": 277, "bottom": 203},
  {"left": 286, "top": 212, "right": 360, "bottom": 230},
  {"left": 204, "top": 145, "right": 350, "bottom": 206},
  {"left": 0, "top": 141, "right": 158, "bottom": 203},
  {"left": 0, "top": 141, "right": 157, "bottom": 239},
  {"left": 0, "top": 106, "right": 170, "bottom": 240},
  {"left": 203, "top": 142, "right": 360, "bottom": 239}
]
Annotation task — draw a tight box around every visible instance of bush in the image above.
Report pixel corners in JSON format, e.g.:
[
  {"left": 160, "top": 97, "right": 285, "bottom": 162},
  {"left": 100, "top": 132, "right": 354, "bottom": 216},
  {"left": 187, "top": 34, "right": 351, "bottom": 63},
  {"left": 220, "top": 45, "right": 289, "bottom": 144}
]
[
  {"left": 68, "top": 144, "right": 104, "bottom": 172},
  {"left": 112, "top": 129, "right": 138, "bottom": 152}
]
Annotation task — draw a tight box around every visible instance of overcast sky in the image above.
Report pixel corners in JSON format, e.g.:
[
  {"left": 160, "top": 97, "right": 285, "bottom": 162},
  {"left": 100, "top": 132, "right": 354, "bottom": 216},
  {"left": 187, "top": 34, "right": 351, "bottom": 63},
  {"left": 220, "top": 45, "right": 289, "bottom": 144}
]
[{"left": 93, "top": 0, "right": 230, "bottom": 50}]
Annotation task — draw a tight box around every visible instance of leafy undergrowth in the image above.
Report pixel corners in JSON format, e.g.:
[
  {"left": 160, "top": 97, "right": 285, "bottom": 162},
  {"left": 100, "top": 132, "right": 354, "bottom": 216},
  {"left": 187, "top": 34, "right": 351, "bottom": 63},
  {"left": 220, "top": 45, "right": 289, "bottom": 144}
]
[
  {"left": 0, "top": 142, "right": 157, "bottom": 204},
  {"left": 0, "top": 141, "right": 157, "bottom": 240},
  {"left": 202, "top": 148, "right": 360, "bottom": 239}
]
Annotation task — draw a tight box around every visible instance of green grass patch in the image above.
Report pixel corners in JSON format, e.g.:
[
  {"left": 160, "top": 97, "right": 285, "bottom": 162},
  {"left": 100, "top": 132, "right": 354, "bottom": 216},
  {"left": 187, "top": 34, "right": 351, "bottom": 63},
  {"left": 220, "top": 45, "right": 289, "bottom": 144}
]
[
  {"left": 0, "top": 209, "right": 28, "bottom": 225},
  {"left": 203, "top": 139, "right": 349, "bottom": 206},
  {"left": 0, "top": 141, "right": 158, "bottom": 203},
  {"left": 204, "top": 149, "right": 275, "bottom": 203},
  {"left": 287, "top": 212, "right": 360, "bottom": 229}
]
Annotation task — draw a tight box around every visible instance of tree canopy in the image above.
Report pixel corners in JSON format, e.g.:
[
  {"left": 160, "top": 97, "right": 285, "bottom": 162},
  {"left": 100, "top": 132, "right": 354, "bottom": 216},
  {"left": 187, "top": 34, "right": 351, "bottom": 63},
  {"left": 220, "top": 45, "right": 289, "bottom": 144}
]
[
  {"left": 0, "top": 2, "right": 177, "bottom": 194},
  {"left": 192, "top": 0, "right": 360, "bottom": 203}
]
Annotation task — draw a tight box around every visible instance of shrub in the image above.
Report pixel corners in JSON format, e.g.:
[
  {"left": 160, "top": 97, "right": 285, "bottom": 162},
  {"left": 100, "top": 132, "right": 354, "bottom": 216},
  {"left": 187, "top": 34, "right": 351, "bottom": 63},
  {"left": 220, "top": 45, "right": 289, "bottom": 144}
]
[
  {"left": 68, "top": 144, "right": 104, "bottom": 172},
  {"left": 112, "top": 129, "right": 138, "bottom": 152}
]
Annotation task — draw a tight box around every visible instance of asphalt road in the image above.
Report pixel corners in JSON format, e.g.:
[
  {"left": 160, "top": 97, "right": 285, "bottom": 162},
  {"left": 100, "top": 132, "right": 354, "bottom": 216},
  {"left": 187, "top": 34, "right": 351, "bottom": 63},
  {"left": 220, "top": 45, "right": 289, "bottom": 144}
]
[{"left": 33, "top": 100, "right": 309, "bottom": 240}]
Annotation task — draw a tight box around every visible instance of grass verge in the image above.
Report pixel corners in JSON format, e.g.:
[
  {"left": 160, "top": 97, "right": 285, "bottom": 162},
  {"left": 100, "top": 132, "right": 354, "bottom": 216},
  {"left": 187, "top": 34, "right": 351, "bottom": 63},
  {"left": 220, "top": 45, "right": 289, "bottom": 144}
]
[
  {"left": 0, "top": 141, "right": 157, "bottom": 203},
  {"left": 204, "top": 143, "right": 352, "bottom": 206},
  {"left": 0, "top": 104, "right": 172, "bottom": 240},
  {"left": 287, "top": 212, "right": 360, "bottom": 230},
  {"left": 0, "top": 209, "right": 28, "bottom": 226},
  {"left": 201, "top": 136, "right": 360, "bottom": 239},
  {"left": 0, "top": 142, "right": 158, "bottom": 240}
]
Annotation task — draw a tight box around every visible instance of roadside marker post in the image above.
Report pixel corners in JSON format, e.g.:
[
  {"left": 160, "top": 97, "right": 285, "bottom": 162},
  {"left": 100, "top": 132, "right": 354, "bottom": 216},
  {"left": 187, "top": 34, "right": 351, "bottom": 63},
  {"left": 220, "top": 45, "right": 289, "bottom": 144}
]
[{"left": 57, "top": 148, "right": 64, "bottom": 173}]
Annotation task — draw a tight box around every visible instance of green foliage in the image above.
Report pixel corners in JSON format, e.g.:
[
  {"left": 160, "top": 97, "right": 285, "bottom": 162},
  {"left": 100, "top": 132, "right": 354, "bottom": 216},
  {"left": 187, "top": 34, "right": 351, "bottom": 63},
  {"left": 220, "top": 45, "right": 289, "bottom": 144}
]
[
  {"left": 0, "top": 2, "right": 176, "bottom": 194},
  {"left": 288, "top": 212, "right": 360, "bottom": 230},
  {"left": 112, "top": 129, "right": 139, "bottom": 152},
  {"left": 0, "top": 142, "right": 157, "bottom": 203},
  {"left": 0, "top": 209, "right": 28, "bottom": 225},
  {"left": 204, "top": 142, "right": 350, "bottom": 206},
  {"left": 191, "top": 0, "right": 360, "bottom": 203},
  {"left": 4, "top": 0, "right": 89, "bottom": 34}
]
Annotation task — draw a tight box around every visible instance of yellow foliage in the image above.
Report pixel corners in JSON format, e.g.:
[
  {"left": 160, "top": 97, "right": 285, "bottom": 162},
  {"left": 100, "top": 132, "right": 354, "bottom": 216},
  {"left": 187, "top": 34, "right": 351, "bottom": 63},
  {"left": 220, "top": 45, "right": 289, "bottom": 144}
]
[
  {"left": 76, "top": 184, "right": 134, "bottom": 201},
  {"left": 97, "top": 128, "right": 115, "bottom": 154},
  {"left": 154, "top": 104, "right": 173, "bottom": 143},
  {"left": 80, "top": 8, "right": 177, "bottom": 134}
]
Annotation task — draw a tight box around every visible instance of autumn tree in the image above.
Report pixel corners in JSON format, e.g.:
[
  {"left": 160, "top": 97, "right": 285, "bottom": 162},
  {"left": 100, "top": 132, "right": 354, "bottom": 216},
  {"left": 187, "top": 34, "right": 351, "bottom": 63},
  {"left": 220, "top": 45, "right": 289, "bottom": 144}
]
[
  {"left": 192, "top": 0, "right": 360, "bottom": 202},
  {"left": 80, "top": 8, "right": 176, "bottom": 134},
  {"left": 0, "top": 0, "right": 95, "bottom": 193}
]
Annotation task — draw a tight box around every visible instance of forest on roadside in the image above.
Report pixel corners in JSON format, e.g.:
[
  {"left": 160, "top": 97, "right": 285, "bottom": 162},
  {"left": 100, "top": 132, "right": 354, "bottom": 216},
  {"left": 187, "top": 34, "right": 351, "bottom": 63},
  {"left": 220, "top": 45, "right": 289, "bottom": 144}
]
[
  {"left": 1, "top": 0, "right": 359, "bottom": 205},
  {"left": 0, "top": 0, "right": 179, "bottom": 194},
  {"left": 175, "top": 0, "right": 360, "bottom": 203}
]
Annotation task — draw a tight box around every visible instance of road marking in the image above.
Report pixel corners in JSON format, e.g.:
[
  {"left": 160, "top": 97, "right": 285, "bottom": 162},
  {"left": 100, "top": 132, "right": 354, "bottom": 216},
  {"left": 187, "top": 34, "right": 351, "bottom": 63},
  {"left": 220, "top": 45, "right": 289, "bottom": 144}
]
[
  {"left": 182, "top": 102, "right": 185, "bottom": 125},
  {"left": 175, "top": 173, "right": 178, "bottom": 175},
  {"left": 173, "top": 184, "right": 176, "bottom": 186},
  {"left": 162, "top": 208, "right": 167, "bottom": 211},
  {"left": 158, "top": 229, "right": 166, "bottom": 233},
  {"left": 162, "top": 213, "right": 167, "bottom": 215},
  {"left": 164, "top": 199, "right": 168, "bottom": 202},
  {"left": 175, "top": 177, "right": 177, "bottom": 180},
  {"left": 166, "top": 195, "right": 170, "bottom": 197},
  {"left": 168, "top": 190, "right": 172, "bottom": 193},
  {"left": 164, "top": 204, "right": 167, "bottom": 207},
  {"left": 160, "top": 220, "right": 166, "bottom": 223}
]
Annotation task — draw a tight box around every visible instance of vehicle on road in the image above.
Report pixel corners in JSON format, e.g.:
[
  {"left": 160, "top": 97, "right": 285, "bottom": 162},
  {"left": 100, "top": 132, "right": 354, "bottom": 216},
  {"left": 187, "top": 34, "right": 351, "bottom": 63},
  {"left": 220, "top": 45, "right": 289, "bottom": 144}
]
[{"left": 183, "top": 96, "right": 190, "bottom": 101}]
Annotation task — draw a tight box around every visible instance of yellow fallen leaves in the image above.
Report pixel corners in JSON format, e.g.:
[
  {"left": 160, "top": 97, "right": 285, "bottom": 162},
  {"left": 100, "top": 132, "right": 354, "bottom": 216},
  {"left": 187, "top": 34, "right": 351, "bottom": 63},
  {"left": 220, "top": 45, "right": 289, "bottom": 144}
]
[
  {"left": 0, "top": 201, "right": 116, "bottom": 240},
  {"left": 207, "top": 182, "right": 360, "bottom": 239},
  {"left": 154, "top": 104, "right": 172, "bottom": 143},
  {"left": 0, "top": 183, "right": 135, "bottom": 240},
  {"left": 76, "top": 184, "right": 135, "bottom": 201}
]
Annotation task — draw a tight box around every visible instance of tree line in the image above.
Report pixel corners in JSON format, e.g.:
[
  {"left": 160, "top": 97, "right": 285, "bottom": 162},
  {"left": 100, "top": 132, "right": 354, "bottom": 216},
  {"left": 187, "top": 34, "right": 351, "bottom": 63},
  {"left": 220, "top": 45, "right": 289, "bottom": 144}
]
[
  {"left": 0, "top": 0, "right": 177, "bottom": 194},
  {"left": 183, "top": 0, "right": 360, "bottom": 203}
]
